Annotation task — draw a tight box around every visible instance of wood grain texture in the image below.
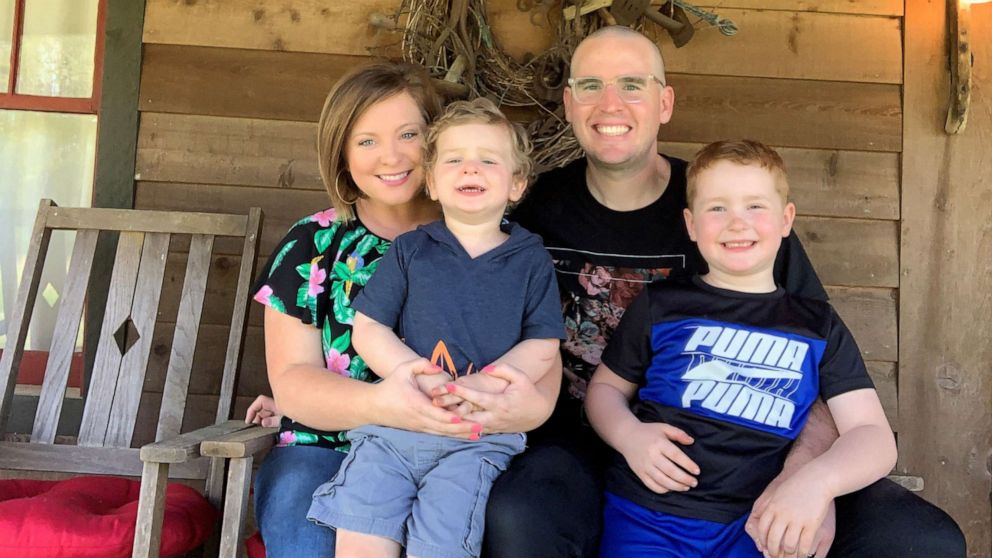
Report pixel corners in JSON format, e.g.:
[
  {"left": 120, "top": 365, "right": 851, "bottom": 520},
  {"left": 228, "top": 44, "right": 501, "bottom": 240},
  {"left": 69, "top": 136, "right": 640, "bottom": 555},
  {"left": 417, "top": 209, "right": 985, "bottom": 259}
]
[
  {"left": 78, "top": 232, "right": 144, "bottom": 447},
  {"left": 217, "top": 456, "right": 254, "bottom": 558},
  {"left": 793, "top": 217, "right": 899, "bottom": 288},
  {"left": 136, "top": 112, "right": 322, "bottom": 190},
  {"left": 136, "top": 181, "right": 327, "bottom": 256},
  {"left": 142, "top": 0, "right": 548, "bottom": 61},
  {"left": 31, "top": 229, "right": 98, "bottom": 444},
  {"left": 143, "top": 0, "right": 404, "bottom": 57},
  {"left": 900, "top": 5, "right": 991, "bottom": 554},
  {"left": 662, "top": 142, "right": 900, "bottom": 220},
  {"left": 650, "top": 10, "right": 902, "bottom": 83},
  {"left": 106, "top": 233, "right": 171, "bottom": 449},
  {"left": 139, "top": 43, "right": 356, "bottom": 122},
  {"left": 665, "top": 73, "right": 902, "bottom": 152},
  {"left": 826, "top": 286, "right": 897, "bottom": 363},
  {"left": 682, "top": 1, "right": 902, "bottom": 16},
  {"left": 156, "top": 234, "right": 214, "bottom": 441},
  {"left": 0, "top": 200, "right": 54, "bottom": 434},
  {"left": 866, "top": 361, "right": 897, "bottom": 431},
  {"left": 132, "top": 461, "right": 168, "bottom": 558},
  {"left": 0, "top": 442, "right": 208, "bottom": 479}
]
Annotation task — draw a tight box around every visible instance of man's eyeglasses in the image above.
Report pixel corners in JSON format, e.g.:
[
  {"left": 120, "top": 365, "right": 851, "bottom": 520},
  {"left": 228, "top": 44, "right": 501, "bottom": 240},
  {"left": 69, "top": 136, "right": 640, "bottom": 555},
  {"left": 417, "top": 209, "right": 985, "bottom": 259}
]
[{"left": 566, "top": 74, "right": 666, "bottom": 105}]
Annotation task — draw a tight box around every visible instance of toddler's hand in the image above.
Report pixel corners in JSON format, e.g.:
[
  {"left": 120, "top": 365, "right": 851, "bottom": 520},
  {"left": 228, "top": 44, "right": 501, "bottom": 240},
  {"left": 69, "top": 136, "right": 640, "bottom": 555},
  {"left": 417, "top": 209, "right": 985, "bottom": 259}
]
[
  {"left": 754, "top": 468, "right": 832, "bottom": 558},
  {"left": 619, "top": 421, "right": 699, "bottom": 494},
  {"left": 415, "top": 368, "right": 451, "bottom": 399}
]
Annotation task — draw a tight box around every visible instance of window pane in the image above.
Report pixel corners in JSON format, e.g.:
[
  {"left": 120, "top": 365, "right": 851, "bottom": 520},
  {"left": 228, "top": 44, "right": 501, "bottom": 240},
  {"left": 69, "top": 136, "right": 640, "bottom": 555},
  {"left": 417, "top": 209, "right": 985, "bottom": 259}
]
[
  {"left": 0, "top": 109, "right": 96, "bottom": 351},
  {"left": 0, "top": 0, "right": 13, "bottom": 89},
  {"left": 15, "top": 0, "right": 98, "bottom": 98}
]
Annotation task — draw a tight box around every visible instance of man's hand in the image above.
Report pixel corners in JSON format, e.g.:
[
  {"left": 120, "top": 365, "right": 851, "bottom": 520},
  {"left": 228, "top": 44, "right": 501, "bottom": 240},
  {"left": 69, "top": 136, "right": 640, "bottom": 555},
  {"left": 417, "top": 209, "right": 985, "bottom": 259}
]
[
  {"left": 245, "top": 395, "right": 282, "bottom": 427},
  {"left": 617, "top": 421, "right": 699, "bottom": 494},
  {"left": 748, "top": 468, "right": 833, "bottom": 558}
]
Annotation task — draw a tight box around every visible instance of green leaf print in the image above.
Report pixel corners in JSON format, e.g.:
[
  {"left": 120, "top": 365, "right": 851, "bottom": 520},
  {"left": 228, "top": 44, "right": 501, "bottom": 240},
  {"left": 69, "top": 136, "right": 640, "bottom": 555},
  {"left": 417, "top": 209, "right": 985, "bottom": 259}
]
[
  {"left": 268, "top": 240, "right": 297, "bottom": 277},
  {"left": 349, "top": 354, "right": 369, "bottom": 381},
  {"left": 295, "top": 262, "right": 310, "bottom": 280},
  {"left": 330, "top": 329, "right": 351, "bottom": 354},
  {"left": 268, "top": 295, "right": 286, "bottom": 313},
  {"left": 332, "top": 260, "right": 353, "bottom": 282},
  {"left": 353, "top": 234, "right": 379, "bottom": 258},
  {"left": 351, "top": 260, "right": 379, "bottom": 285},
  {"left": 329, "top": 281, "right": 354, "bottom": 324},
  {"left": 297, "top": 285, "right": 319, "bottom": 322},
  {"left": 375, "top": 242, "right": 390, "bottom": 255},
  {"left": 294, "top": 431, "right": 320, "bottom": 445},
  {"left": 314, "top": 224, "right": 340, "bottom": 253},
  {"left": 337, "top": 227, "right": 365, "bottom": 255},
  {"left": 322, "top": 321, "right": 333, "bottom": 354}
]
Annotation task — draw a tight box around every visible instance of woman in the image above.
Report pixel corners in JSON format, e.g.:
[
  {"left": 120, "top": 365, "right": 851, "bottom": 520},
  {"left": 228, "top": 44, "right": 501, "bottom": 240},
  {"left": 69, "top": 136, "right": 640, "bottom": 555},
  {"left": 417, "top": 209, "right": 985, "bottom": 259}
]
[{"left": 248, "top": 62, "right": 560, "bottom": 557}]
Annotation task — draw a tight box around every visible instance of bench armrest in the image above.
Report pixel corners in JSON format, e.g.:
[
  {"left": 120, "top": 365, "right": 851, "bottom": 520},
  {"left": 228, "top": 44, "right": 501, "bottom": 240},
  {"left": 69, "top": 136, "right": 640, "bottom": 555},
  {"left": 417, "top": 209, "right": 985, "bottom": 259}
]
[
  {"left": 139, "top": 420, "right": 254, "bottom": 464},
  {"left": 200, "top": 424, "right": 278, "bottom": 459}
]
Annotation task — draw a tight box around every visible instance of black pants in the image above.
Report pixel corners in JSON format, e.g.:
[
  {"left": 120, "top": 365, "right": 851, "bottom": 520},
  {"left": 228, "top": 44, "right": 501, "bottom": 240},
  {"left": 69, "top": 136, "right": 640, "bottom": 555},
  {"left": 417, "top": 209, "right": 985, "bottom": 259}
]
[{"left": 483, "top": 407, "right": 965, "bottom": 558}]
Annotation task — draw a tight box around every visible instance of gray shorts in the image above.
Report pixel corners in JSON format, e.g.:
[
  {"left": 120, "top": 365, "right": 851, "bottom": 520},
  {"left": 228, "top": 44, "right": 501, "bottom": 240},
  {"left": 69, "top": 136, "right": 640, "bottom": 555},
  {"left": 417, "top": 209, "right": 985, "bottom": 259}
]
[{"left": 307, "top": 425, "right": 526, "bottom": 558}]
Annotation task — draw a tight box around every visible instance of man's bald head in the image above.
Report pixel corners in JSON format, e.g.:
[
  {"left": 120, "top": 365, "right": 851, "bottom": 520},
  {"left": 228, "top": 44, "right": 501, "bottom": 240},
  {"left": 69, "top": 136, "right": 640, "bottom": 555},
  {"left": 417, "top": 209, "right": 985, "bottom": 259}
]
[{"left": 571, "top": 26, "right": 666, "bottom": 81}]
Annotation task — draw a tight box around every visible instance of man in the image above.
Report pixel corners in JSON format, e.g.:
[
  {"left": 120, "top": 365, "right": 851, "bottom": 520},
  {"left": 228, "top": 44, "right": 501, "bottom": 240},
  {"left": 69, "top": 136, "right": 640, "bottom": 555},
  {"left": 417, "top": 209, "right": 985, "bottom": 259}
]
[{"left": 485, "top": 25, "right": 965, "bottom": 558}]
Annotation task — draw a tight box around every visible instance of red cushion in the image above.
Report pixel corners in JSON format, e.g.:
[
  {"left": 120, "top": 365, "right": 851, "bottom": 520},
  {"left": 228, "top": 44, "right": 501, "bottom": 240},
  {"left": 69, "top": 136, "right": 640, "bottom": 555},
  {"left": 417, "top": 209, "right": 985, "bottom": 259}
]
[
  {"left": 0, "top": 476, "right": 217, "bottom": 558},
  {"left": 245, "top": 530, "right": 266, "bottom": 558}
]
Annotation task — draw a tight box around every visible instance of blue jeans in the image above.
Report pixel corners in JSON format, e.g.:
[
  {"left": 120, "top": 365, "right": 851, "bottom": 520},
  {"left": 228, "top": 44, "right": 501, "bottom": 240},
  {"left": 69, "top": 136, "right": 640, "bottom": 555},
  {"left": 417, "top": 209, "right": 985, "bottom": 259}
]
[{"left": 254, "top": 444, "right": 346, "bottom": 558}]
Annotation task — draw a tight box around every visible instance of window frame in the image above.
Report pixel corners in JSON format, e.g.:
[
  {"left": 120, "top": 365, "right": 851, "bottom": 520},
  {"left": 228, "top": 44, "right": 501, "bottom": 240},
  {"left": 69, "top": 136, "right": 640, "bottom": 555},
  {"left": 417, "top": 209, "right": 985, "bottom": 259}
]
[{"left": 1, "top": 0, "right": 107, "bottom": 114}]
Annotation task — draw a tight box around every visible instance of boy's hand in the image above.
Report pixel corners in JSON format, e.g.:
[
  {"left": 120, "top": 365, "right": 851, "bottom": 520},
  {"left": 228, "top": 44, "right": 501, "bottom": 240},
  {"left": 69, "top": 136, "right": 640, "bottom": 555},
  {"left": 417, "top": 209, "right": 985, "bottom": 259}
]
[
  {"left": 618, "top": 421, "right": 699, "bottom": 494},
  {"left": 245, "top": 395, "right": 282, "bottom": 427},
  {"left": 415, "top": 369, "right": 451, "bottom": 399},
  {"left": 430, "top": 366, "right": 510, "bottom": 411},
  {"left": 748, "top": 479, "right": 835, "bottom": 558},
  {"left": 752, "top": 468, "right": 833, "bottom": 558}
]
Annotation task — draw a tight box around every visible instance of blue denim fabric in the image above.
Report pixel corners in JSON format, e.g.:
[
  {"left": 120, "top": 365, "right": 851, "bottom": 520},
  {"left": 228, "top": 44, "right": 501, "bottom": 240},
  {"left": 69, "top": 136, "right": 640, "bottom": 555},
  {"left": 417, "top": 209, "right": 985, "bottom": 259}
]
[{"left": 254, "top": 444, "right": 346, "bottom": 558}]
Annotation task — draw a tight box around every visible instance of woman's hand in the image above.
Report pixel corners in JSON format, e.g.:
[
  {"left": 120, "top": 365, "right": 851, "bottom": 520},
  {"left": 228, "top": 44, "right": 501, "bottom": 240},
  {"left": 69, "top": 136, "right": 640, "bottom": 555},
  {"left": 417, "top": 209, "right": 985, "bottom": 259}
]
[
  {"left": 245, "top": 395, "right": 282, "bottom": 427},
  {"left": 373, "top": 358, "right": 481, "bottom": 438},
  {"left": 440, "top": 363, "right": 554, "bottom": 434}
]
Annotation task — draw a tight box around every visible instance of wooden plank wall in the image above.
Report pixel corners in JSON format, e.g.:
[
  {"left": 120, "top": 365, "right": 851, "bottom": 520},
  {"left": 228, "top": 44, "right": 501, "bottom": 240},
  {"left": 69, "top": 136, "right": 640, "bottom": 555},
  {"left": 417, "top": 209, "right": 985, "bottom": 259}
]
[
  {"left": 901, "top": 3, "right": 991, "bottom": 556},
  {"left": 136, "top": 0, "right": 992, "bottom": 556}
]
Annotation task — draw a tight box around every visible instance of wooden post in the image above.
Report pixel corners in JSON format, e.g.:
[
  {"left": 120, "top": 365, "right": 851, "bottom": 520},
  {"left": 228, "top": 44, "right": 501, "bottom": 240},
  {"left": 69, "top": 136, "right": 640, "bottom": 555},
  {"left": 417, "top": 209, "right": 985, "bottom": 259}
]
[
  {"left": 901, "top": 2, "right": 992, "bottom": 554},
  {"left": 133, "top": 461, "right": 169, "bottom": 558}
]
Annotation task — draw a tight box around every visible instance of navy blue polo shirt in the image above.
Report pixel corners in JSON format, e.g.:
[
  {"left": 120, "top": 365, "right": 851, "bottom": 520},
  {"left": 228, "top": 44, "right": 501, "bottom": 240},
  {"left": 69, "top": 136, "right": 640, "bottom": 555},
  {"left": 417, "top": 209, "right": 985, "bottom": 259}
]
[{"left": 353, "top": 220, "right": 565, "bottom": 377}]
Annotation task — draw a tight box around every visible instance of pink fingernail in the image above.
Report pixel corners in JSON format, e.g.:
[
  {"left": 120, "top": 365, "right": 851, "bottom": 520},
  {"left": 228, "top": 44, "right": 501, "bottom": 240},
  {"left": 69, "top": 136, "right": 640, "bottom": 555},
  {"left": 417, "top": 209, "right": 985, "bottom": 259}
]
[
  {"left": 482, "top": 364, "right": 495, "bottom": 373},
  {"left": 469, "top": 433, "right": 480, "bottom": 441},
  {"left": 445, "top": 383, "right": 457, "bottom": 394},
  {"left": 471, "top": 423, "right": 482, "bottom": 433},
  {"left": 450, "top": 416, "right": 461, "bottom": 424}
]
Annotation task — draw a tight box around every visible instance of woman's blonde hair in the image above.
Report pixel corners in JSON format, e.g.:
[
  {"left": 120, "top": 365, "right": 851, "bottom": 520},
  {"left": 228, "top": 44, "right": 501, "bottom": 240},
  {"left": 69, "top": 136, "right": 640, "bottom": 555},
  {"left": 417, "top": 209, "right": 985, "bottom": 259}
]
[
  {"left": 423, "top": 97, "right": 534, "bottom": 185},
  {"left": 317, "top": 62, "right": 443, "bottom": 222}
]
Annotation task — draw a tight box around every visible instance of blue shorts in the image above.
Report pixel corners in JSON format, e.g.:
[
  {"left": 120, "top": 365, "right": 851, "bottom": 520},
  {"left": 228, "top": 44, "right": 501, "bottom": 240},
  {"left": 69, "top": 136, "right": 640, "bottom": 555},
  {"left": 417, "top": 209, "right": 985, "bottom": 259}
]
[
  {"left": 600, "top": 492, "right": 762, "bottom": 558},
  {"left": 307, "top": 425, "right": 525, "bottom": 558}
]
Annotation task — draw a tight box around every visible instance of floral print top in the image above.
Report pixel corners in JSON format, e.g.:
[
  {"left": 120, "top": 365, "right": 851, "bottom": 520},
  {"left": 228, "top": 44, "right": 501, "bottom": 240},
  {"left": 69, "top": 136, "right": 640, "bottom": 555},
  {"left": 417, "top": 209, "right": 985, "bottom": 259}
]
[{"left": 252, "top": 208, "right": 391, "bottom": 452}]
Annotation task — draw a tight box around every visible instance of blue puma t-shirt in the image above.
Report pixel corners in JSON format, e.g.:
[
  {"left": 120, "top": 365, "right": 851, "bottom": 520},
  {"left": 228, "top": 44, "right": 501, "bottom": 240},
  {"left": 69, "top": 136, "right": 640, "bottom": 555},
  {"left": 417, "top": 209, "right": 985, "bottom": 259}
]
[
  {"left": 353, "top": 220, "right": 565, "bottom": 378},
  {"left": 600, "top": 275, "right": 874, "bottom": 523}
]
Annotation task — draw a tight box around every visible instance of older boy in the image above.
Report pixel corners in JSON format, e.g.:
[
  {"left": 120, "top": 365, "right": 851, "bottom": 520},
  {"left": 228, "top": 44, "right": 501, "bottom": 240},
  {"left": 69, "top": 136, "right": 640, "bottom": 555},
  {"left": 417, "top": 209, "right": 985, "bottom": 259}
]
[
  {"left": 585, "top": 140, "right": 897, "bottom": 558},
  {"left": 307, "top": 98, "right": 563, "bottom": 558}
]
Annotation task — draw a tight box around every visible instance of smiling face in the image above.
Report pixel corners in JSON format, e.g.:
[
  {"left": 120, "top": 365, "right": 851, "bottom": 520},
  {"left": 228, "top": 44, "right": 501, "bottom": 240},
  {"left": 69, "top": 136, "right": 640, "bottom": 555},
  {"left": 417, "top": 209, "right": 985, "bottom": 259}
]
[
  {"left": 426, "top": 122, "right": 527, "bottom": 225},
  {"left": 345, "top": 92, "right": 428, "bottom": 210},
  {"left": 564, "top": 31, "right": 674, "bottom": 172},
  {"left": 683, "top": 160, "right": 796, "bottom": 292}
]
